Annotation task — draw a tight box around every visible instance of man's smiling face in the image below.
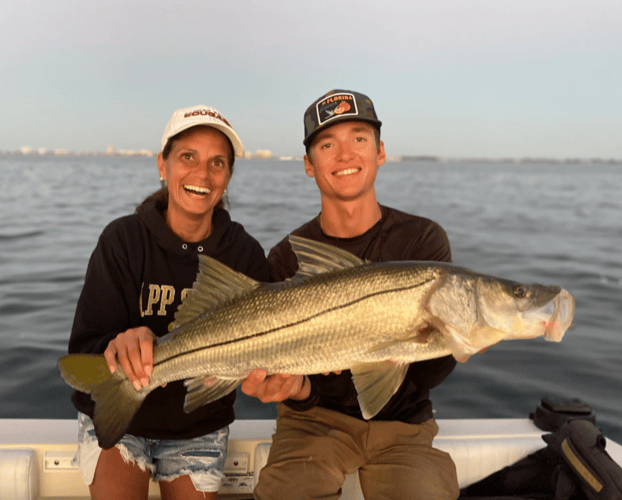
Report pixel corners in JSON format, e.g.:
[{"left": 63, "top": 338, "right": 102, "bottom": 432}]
[{"left": 304, "top": 121, "right": 385, "bottom": 203}]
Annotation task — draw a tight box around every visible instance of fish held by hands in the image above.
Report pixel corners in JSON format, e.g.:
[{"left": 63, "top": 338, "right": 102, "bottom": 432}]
[{"left": 58, "top": 236, "right": 574, "bottom": 449}]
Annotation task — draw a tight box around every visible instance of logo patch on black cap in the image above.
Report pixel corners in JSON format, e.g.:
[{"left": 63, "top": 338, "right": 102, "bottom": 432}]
[{"left": 316, "top": 92, "right": 358, "bottom": 127}]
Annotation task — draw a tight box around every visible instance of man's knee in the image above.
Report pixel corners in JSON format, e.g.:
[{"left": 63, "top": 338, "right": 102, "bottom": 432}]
[{"left": 254, "top": 461, "right": 345, "bottom": 500}]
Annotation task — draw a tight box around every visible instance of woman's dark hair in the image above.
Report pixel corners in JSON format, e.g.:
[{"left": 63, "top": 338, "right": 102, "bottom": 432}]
[{"left": 137, "top": 126, "right": 236, "bottom": 212}]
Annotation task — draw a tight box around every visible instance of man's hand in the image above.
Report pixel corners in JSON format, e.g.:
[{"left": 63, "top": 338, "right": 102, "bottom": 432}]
[
  {"left": 104, "top": 326, "right": 156, "bottom": 391},
  {"left": 241, "top": 369, "right": 310, "bottom": 402}
]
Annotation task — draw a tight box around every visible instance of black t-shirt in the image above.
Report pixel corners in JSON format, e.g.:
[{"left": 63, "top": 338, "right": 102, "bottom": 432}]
[{"left": 268, "top": 205, "right": 457, "bottom": 424}]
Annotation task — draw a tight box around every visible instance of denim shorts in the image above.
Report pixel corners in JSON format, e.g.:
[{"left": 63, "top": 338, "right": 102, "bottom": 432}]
[{"left": 72, "top": 412, "right": 229, "bottom": 492}]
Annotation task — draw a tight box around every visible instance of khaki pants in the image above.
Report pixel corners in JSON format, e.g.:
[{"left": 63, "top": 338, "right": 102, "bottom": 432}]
[{"left": 254, "top": 404, "right": 459, "bottom": 500}]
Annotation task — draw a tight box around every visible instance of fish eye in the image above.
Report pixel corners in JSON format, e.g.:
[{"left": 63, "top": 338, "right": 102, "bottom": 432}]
[{"left": 513, "top": 286, "right": 527, "bottom": 298}]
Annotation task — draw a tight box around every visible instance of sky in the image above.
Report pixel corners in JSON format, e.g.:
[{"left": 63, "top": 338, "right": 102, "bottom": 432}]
[{"left": 2, "top": 0, "right": 621, "bottom": 159}]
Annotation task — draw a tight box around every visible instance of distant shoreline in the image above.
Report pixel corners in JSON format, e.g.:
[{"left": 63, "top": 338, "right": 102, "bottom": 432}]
[{"left": 2, "top": 150, "right": 620, "bottom": 165}]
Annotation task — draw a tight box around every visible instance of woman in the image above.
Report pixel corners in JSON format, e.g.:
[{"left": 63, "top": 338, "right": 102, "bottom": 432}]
[{"left": 68, "top": 105, "right": 271, "bottom": 499}]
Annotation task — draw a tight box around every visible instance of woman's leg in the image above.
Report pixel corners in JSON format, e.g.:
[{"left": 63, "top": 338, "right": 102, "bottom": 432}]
[
  {"left": 159, "top": 474, "right": 217, "bottom": 500},
  {"left": 89, "top": 446, "right": 150, "bottom": 500}
]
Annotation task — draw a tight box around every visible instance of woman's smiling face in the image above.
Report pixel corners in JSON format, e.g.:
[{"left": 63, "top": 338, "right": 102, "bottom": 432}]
[{"left": 157, "top": 126, "right": 233, "bottom": 229}]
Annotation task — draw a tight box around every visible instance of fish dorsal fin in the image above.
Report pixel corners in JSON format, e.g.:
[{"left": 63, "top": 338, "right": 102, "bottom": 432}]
[
  {"left": 170, "top": 255, "right": 260, "bottom": 330},
  {"left": 288, "top": 235, "right": 367, "bottom": 279},
  {"left": 350, "top": 361, "right": 410, "bottom": 420}
]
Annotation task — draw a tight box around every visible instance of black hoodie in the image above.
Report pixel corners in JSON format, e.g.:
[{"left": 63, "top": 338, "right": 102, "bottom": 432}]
[{"left": 69, "top": 198, "right": 271, "bottom": 440}]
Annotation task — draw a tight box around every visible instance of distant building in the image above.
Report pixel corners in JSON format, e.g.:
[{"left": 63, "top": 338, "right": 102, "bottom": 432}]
[
  {"left": 117, "top": 149, "right": 154, "bottom": 157},
  {"left": 400, "top": 155, "right": 440, "bottom": 162},
  {"left": 254, "top": 150, "right": 272, "bottom": 159},
  {"left": 20, "top": 146, "right": 32, "bottom": 155}
]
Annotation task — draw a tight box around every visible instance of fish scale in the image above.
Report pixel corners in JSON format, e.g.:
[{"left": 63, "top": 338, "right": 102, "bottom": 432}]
[{"left": 159, "top": 263, "right": 439, "bottom": 376}]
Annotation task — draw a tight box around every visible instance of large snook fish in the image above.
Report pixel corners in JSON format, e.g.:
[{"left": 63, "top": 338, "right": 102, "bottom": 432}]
[{"left": 58, "top": 236, "right": 575, "bottom": 449}]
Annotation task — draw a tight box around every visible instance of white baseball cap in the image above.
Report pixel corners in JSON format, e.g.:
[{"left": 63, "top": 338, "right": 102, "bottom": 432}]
[{"left": 161, "top": 105, "right": 244, "bottom": 157}]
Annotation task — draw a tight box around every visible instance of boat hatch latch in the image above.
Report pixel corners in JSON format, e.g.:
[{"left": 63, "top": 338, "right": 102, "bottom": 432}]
[
  {"left": 44, "top": 451, "right": 77, "bottom": 471},
  {"left": 224, "top": 452, "right": 249, "bottom": 474}
]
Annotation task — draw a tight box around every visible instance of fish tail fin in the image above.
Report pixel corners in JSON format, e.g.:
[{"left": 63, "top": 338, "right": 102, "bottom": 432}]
[
  {"left": 58, "top": 353, "right": 112, "bottom": 393},
  {"left": 90, "top": 376, "right": 146, "bottom": 449},
  {"left": 58, "top": 354, "right": 147, "bottom": 449}
]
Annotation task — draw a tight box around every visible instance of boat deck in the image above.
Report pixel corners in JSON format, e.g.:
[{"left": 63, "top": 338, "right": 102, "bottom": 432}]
[{"left": 1, "top": 418, "right": 621, "bottom": 499}]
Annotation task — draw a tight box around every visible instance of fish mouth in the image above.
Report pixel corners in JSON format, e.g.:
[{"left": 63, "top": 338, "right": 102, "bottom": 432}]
[
  {"left": 543, "top": 288, "right": 575, "bottom": 342},
  {"left": 333, "top": 167, "right": 361, "bottom": 177},
  {"left": 184, "top": 185, "right": 211, "bottom": 196}
]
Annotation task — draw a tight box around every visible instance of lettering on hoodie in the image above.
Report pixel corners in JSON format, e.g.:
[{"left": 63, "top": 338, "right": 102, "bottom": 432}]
[{"left": 139, "top": 282, "right": 191, "bottom": 318}]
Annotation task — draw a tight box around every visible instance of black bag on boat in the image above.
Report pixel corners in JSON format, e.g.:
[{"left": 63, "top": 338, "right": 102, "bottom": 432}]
[
  {"left": 530, "top": 397, "right": 596, "bottom": 433},
  {"left": 543, "top": 419, "right": 622, "bottom": 500},
  {"left": 459, "top": 400, "right": 622, "bottom": 500}
]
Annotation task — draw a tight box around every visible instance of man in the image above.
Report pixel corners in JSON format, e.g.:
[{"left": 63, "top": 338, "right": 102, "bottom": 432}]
[{"left": 242, "top": 89, "right": 460, "bottom": 499}]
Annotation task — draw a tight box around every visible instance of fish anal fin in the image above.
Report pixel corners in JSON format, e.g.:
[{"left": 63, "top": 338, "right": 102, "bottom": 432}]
[
  {"left": 171, "top": 255, "right": 260, "bottom": 330},
  {"left": 183, "top": 375, "right": 244, "bottom": 413},
  {"left": 350, "top": 361, "right": 410, "bottom": 420}
]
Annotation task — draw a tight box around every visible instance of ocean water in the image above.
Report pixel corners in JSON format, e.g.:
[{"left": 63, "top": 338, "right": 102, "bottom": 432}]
[{"left": 1, "top": 155, "right": 620, "bottom": 443}]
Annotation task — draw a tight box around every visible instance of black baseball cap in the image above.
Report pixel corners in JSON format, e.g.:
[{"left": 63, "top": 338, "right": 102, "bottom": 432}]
[{"left": 303, "top": 89, "right": 382, "bottom": 147}]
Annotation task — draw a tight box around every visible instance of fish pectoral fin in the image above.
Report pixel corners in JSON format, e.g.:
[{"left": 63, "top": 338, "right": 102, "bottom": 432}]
[
  {"left": 58, "top": 354, "right": 147, "bottom": 449},
  {"left": 183, "top": 375, "right": 243, "bottom": 414},
  {"left": 435, "top": 322, "right": 480, "bottom": 363},
  {"left": 368, "top": 329, "right": 433, "bottom": 354},
  {"left": 350, "top": 361, "right": 410, "bottom": 420}
]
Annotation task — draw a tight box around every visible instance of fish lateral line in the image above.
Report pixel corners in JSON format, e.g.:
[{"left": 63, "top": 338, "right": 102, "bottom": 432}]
[{"left": 154, "top": 277, "right": 437, "bottom": 370}]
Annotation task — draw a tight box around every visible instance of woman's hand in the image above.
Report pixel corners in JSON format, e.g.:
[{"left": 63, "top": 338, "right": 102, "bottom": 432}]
[
  {"left": 104, "top": 326, "right": 156, "bottom": 390},
  {"left": 241, "top": 369, "right": 310, "bottom": 402}
]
